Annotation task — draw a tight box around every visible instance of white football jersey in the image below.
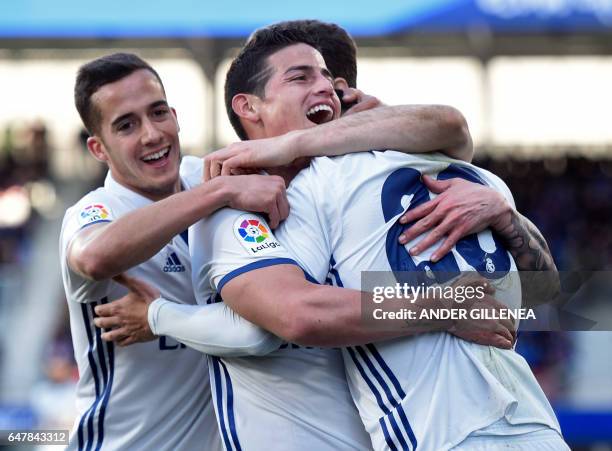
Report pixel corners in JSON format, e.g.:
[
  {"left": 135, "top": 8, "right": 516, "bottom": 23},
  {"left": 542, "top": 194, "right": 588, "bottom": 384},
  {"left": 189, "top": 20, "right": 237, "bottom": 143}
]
[
  {"left": 275, "top": 151, "right": 561, "bottom": 451},
  {"left": 189, "top": 208, "right": 372, "bottom": 451},
  {"left": 60, "top": 157, "right": 221, "bottom": 451}
]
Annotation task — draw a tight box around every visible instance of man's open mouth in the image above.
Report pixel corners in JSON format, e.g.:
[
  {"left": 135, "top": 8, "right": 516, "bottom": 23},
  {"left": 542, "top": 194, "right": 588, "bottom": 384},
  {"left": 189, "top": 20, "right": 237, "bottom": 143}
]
[
  {"left": 306, "top": 104, "right": 334, "bottom": 125},
  {"left": 142, "top": 147, "right": 170, "bottom": 164}
]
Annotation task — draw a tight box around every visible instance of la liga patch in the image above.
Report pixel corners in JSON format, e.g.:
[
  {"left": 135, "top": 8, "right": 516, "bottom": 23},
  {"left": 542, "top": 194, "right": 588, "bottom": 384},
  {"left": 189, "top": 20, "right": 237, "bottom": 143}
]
[
  {"left": 233, "top": 215, "right": 282, "bottom": 255},
  {"left": 78, "top": 203, "right": 113, "bottom": 227}
]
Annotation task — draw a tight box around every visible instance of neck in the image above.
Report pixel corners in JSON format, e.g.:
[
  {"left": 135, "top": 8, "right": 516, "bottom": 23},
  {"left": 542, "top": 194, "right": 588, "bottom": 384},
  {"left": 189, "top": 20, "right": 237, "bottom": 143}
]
[
  {"left": 145, "top": 179, "right": 182, "bottom": 201},
  {"left": 111, "top": 172, "right": 182, "bottom": 201}
]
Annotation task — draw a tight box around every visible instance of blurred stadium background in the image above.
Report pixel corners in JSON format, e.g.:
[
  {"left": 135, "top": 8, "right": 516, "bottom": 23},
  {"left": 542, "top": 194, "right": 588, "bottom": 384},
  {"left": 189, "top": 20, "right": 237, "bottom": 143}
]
[{"left": 1, "top": 1, "right": 611, "bottom": 449}]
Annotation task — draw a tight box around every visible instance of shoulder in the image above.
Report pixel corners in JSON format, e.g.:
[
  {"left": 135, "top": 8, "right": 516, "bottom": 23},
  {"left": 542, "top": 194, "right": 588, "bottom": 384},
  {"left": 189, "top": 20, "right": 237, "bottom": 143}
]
[
  {"left": 60, "top": 186, "right": 126, "bottom": 251},
  {"left": 63, "top": 187, "right": 117, "bottom": 228}
]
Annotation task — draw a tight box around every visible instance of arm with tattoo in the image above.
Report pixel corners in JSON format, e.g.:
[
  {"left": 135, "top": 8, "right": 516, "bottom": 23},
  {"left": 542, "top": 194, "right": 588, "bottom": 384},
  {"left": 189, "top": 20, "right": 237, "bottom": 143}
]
[
  {"left": 492, "top": 211, "right": 560, "bottom": 305},
  {"left": 397, "top": 176, "right": 560, "bottom": 304}
]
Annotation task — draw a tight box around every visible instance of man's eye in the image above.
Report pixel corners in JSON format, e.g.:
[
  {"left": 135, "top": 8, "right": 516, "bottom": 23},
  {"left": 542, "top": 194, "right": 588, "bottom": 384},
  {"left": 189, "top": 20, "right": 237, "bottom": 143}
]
[
  {"left": 117, "top": 122, "right": 133, "bottom": 132},
  {"left": 290, "top": 76, "right": 306, "bottom": 81},
  {"left": 153, "top": 108, "right": 169, "bottom": 117}
]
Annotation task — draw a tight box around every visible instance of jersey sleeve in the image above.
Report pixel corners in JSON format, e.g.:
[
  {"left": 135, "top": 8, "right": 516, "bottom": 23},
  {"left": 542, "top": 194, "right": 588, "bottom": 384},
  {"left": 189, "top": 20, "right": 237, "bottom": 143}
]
[
  {"left": 148, "top": 297, "right": 282, "bottom": 357},
  {"left": 61, "top": 190, "right": 118, "bottom": 246},
  {"left": 59, "top": 190, "right": 119, "bottom": 303},
  {"left": 277, "top": 158, "right": 342, "bottom": 284},
  {"left": 189, "top": 208, "right": 299, "bottom": 301}
]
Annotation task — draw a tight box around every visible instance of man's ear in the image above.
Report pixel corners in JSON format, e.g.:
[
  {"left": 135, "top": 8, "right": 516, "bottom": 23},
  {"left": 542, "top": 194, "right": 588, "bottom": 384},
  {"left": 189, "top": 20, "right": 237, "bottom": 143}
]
[
  {"left": 334, "top": 77, "right": 349, "bottom": 91},
  {"left": 171, "top": 107, "right": 180, "bottom": 132},
  {"left": 87, "top": 136, "right": 108, "bottom": 163},
  {"left": 232, "top": 93, "right": 260, "bottom": 124}
]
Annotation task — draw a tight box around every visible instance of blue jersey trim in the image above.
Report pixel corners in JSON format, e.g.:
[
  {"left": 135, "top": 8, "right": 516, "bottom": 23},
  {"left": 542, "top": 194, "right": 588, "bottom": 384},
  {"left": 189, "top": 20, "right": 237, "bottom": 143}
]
[
  {"left": 356, "top": 346, "right": 400, "bottom": 408},
  {"left": 78, "top": 219, "right": 112, "bottom": 232},
  {"left": 365, "top": 344, "right": 406, "bottom": 398},
  {"left": 77, "top": 299, "right": 114, "bottom": 451},
  {"left": 179, "top": 229, "right": 189, "bottom": 246},
  {"left": 328, "top": 255, "right": 344, "bottom": 287},
  {"left": 303, "top": 270, "right": 318, "bottom": 284},
  {"left": 347, "top": 347, "right": 390, "bottom": 415},
  {"left": 78, "top": 303, "right": 99, "bottom": 450},
  {"left": 210, "top": 357, "right": 232, "bottom": 451},
  {"left": 365, "top": 344, "right": 417, "bottom": 449},
  {"left": 348, "top": 345, "right": 418, "bottom": 450},
  {"left": 217, "top": 258, "right": 300, "bottom": 293},
  {"left": 219, "top": 359, "right": 242, "bottom": 451},
  {"left": 379, "top": 417, "right": 399, "bottom": 451},
  {"left": 95, "top": 298, "right": 114, "bottom": 451}
]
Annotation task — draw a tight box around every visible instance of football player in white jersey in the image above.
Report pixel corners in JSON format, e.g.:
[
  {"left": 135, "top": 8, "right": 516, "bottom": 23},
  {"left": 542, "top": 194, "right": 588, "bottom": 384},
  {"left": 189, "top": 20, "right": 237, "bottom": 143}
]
[
  {"left": 62, "top": 53, "right": 292, "bottom": 450},
  {"left": 201, "top": 25, "right": 568, "bottom": 451},
  {"left": 67, "top": 50, "right": 501, "bottom": 450},
  {"left": 96, "top": 26, "right": 563, "bottom": 451}
]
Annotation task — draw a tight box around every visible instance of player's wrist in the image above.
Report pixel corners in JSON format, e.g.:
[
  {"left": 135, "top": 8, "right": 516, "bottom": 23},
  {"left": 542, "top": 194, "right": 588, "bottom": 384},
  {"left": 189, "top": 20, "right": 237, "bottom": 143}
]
[
  {"left": 287, "top": 128, "right": 313, "bottom": 159},
  {"left": 490, "top": 200, "right": 515, "bottom": 238},
  {"left": 206, "top": 176, "right": 238, "bottom": 209},
  {"left": 147, "top": 296, "right": 169, "bottom": 336}
]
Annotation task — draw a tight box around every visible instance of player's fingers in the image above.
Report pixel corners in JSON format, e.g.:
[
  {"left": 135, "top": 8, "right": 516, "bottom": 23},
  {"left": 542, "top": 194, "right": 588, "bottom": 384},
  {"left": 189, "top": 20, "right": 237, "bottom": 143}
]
[
  {"left": 344, "top": 96, "right": 381, "bottom": 116},
  {"left": 430, "top": 229, "right": 463, "bottom": 262},
  {"left": 398, "top": 209, "right": 443, "bottom": 247},
  {"left": 93, "top": 316, "right": 120, "bottom": 329},
  {"left": 499, "top": 315, "right": 517, "bottom": 343},
  {"left": 277, "top": 190, "right": 290, "bottom": 222},
  {"left": 495, "top": 322, "right": 514, "bottom": 343},
  {"left": 221, "top": 156, "right": 240, "bottom": 177},
  {"left": 101, "top": 328, "right": 127, "bottom": 343},
  {"left": 117, "top": 336, "right": 136, "bottom": 347},
  {"left": 493, "top": 335, "right": 513, "bottom": 349},
  {"left": 229, "top": 167, "right": 248, "bottom": 176},
  {"left": 398, "top": 198, "right": 438, "bottom": 225},
  {"left": 203, "top": 156, "right": 212, "bottom": 182},
  {"left": 340, "top": 88, "right": 360, "bottom": 103},
  {"left": 422, "top": 175, "right": 453, "bottom": 194},
  {"left": 407, "top": 221, "right": 450, "bottom": 256},
  {"left": 210, "top": 159, "right": 222, "bottom": 179},
  {"left": 498, "top": 316, "right": 515, "bottom": 335},
  {"left": 267, "top": 204, "right": 281, "bottom": 229},
  {"left": 94, "top": 303, "right": 113, "bottom": 317}
]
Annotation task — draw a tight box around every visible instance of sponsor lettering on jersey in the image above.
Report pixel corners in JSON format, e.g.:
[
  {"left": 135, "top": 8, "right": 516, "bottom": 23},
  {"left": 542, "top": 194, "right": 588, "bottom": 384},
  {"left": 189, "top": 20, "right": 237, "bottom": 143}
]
[
  {"left": 233, "top": 215, "right": 282, "bottom": 255},
  {"left": 163, "top": 252, "right": 186, "bottom": 272},
  {"left": 78, "top": 203, "right": 112, "bottom": 226}
]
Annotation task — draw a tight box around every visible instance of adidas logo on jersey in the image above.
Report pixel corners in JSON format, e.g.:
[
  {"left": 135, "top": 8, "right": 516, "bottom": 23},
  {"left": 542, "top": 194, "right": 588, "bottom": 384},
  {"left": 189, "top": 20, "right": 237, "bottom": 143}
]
[{"left": 163, "top": 252, "right": 185, "bottom": 273}]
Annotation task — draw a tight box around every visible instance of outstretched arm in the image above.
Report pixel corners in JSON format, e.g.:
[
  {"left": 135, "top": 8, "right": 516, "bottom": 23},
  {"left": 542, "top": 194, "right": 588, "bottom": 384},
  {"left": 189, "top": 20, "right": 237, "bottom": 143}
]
[
  {"left": 204, "top": 104, "right": 473, "bottom": 180},
  {"left": 94, "top": 267, "right": 515, "bottom": 350},
  {"left": 219, "top": 264, "right": 514, "bottom": 348}
]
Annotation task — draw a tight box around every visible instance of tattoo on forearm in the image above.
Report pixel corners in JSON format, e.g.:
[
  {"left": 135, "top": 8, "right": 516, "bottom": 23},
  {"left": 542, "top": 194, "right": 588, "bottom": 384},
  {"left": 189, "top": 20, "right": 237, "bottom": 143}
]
[
  {"left": 498, "top": 213, "right": 555, "bottom": 272},
  {"left": 496, "top": 212, "right": 561, "bottom": 304}
]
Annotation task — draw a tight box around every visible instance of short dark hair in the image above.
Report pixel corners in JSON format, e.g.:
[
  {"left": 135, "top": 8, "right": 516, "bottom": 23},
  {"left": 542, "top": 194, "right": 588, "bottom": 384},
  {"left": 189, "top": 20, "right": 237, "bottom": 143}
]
[
  {"left": 269, "top": 20, "right": 358, "bottom": 88},
  {"left": 225, "top": 27, "right": 320, "bottom": 140},
  {"left": 74, "top": 52, "right": 165, "bottom": 134}
]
